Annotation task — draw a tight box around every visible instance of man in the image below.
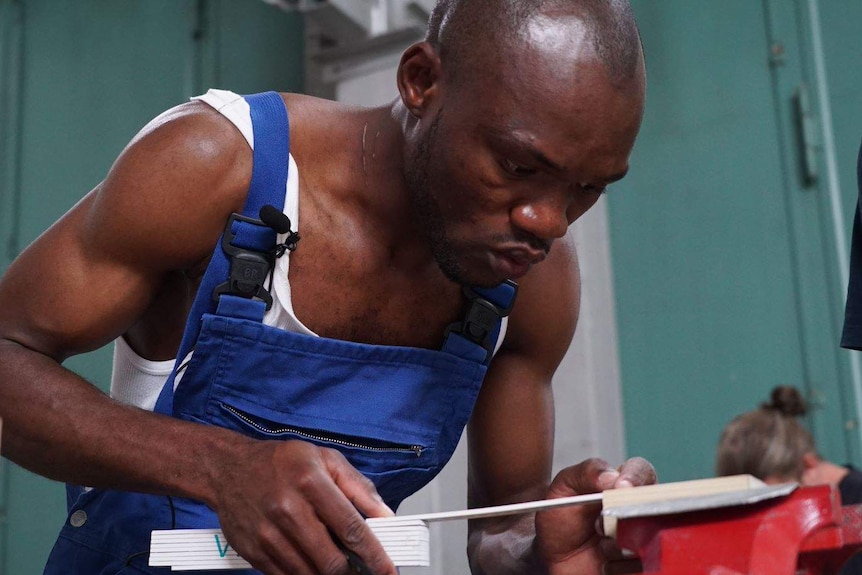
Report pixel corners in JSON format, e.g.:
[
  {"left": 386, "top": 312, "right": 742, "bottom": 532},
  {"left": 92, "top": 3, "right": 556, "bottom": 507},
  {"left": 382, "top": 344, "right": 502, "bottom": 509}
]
[{"left": 0, "top": 0, "right": 653, "bottom": 573}]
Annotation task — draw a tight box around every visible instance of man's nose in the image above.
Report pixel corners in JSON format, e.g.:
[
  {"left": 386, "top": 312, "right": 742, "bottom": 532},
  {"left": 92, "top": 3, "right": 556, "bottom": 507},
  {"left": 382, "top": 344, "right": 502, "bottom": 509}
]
[{"left": 509, "top": 194, "right": 570, "bottom": 241}]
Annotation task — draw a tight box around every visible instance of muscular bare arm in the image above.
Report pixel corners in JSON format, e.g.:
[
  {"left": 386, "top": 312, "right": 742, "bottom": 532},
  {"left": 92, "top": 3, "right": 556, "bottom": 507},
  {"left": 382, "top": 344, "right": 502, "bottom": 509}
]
[
  {"left": 0, "top": 102, "right": 249, "bottom": 482},
  {"left": 466, "top": 235, "right": 655, "bottom": 575},
  {"left": 0, "top": 102, "right": 395, "bottom": 575}
]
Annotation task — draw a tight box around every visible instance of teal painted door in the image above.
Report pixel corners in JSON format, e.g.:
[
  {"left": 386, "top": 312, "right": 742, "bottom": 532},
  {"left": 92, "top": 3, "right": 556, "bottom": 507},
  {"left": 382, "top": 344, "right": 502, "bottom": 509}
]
[
  {"left": 610, "top": 0, "right": 862, "bottom": 482},
  {"left": 814, "top": 0, "right": 862, "bottom": 227},
  {"left": 0, "top": 2, "right": 303, "bottom": 573}
]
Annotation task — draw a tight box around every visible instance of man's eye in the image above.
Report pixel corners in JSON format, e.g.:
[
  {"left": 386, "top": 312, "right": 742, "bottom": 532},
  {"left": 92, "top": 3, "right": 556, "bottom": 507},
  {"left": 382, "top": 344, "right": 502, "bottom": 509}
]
[{"left": 500, "top": 158, "right": 537, "bottom": 178}]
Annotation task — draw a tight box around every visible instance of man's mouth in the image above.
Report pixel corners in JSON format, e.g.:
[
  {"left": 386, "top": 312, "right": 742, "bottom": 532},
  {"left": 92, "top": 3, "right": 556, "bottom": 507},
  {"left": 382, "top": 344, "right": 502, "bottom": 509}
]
[{"left": 489, "top": 247, "right": 547, "bottom": 278}]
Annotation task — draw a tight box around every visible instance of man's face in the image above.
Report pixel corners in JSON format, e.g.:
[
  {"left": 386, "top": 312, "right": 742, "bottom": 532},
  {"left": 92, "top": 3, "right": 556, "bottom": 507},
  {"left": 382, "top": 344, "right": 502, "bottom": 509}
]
[{"left": 406, "top": 29, "right": 644, "bottom": 288}]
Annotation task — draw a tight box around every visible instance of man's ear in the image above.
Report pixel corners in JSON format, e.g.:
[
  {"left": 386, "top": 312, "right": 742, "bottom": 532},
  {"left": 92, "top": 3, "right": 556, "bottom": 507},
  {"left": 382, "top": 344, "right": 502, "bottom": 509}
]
[
  {"left": 397, "top": 41, "right": 442, "bottom": 117},
  {"left": 802, "top": 452, "right": 820, "bottom": 469}
]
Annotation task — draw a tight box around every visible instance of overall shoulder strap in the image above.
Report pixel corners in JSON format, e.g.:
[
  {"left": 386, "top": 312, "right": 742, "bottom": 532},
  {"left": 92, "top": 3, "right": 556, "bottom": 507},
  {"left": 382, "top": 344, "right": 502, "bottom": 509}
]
[
  {"left": 154, "top": 91, "right": 290, "bottom": 415},
  {"left": 441, "top": 280, "right": 518, "bottom": 365}
]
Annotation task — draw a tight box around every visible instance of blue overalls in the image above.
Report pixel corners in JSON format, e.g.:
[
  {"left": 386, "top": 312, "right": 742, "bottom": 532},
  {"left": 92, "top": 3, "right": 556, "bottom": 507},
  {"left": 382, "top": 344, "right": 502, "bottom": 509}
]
[{"left": 44, "top": 92, "right": 517, "bottom": 574}]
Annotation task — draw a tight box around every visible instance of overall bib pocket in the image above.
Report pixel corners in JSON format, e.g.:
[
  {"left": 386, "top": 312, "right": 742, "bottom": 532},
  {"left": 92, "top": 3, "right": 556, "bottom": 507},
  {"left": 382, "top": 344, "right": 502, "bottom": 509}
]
[
  {"left": 211, "top": 400, "right": 436, "bottom": 473},
  {"left": 220, "top": 402, "right": 425, "bottom": 456}
]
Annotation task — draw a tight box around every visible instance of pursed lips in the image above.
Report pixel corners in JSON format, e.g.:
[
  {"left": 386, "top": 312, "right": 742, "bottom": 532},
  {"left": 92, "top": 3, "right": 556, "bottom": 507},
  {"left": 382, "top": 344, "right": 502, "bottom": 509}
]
[
  {"left": 487, "top": 245, "right": 549, "bottom": 278},
  {"left": 497, "top": 245, "right": 548, "bottom": 266},
  {"left": 497, "top": 244, "right": 551, "bottom": 265}
]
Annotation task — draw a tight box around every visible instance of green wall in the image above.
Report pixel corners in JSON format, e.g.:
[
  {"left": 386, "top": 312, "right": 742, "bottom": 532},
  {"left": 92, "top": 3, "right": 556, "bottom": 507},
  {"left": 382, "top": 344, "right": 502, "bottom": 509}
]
[
  {"left": 0, "top": 1, "right": 303, "bottom": 572},
  {"left": 610, "top": 0, "right": 862, "bottom": 482},
  {"left": 816, "top": 0, "right": 862, "bottom": 223},
  {"left": 4, "top": 0, "right": 862, "bottom": 571}
]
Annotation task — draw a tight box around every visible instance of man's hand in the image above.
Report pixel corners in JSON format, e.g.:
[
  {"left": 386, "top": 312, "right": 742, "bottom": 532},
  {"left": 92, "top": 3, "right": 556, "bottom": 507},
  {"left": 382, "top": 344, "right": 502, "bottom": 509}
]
[
  {"left": 213, "top": 439, "right": 398, "bottom": 575},
  {"left": 534, "top": 457, "right": 657, "bottom": 575}
]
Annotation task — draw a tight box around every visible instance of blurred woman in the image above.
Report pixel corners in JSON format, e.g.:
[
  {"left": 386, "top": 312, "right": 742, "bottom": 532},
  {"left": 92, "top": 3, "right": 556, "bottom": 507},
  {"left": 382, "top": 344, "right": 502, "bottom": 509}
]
[{"left": 716, "top": 385, "right": 862, "bottom": 574}]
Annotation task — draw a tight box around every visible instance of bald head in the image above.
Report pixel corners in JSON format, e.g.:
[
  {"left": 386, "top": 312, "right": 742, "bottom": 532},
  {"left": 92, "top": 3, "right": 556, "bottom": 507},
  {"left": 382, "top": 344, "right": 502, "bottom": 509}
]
[
  {"left": 394, "top": 0, "right": 645, "bottom": 287},
  {"left": 425, "top": 0, "right": 642, "bottom": 87}
]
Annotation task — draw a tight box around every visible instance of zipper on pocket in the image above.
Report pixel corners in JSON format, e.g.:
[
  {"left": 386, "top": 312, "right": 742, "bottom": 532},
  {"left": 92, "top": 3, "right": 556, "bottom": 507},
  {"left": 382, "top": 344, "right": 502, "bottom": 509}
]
[{"left": 221, "top": 403, "right": 424, "bottom": 457}]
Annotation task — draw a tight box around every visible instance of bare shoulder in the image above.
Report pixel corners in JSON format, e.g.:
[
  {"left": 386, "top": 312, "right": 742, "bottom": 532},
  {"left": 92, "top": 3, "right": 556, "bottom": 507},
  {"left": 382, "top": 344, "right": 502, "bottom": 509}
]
[
  {"left": 280, "top": 92, "right": 368, "bottom": 184},
  {"left": 0, "top": 100, "right": 255, "bottom": 358},
  {"left": 502, "top": 235, "right": 581, "bottom": 365},
  {"left": 281, "top": 92, "right": 358, "bottom": 119},
  {"left": 125, "top": 99, "right": 251, "bottom": 177},
  {"left": 281, "top": 92, "right": 359, "bottom": 138},
  {"left": 86, "top": 99, "right": 254, "bottom": 270}
]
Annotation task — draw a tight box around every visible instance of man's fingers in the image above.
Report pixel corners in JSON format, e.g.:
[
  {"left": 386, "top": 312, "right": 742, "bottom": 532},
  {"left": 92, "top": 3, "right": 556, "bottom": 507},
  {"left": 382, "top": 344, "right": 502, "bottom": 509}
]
[
  {"left": 226, "top": 522, "right": 317, "bottom": 575},
  {"left": 261, "top": 463, "right": 393, "bottom": 575},
  {"left": 317, "top": 450, "right": 397, "bottom": 575},
  {"left": 222, "top": 442, "right": 395, "bottom": 575},
  {"left": 616, "top": 456, "right": 657, "bottom": 489},
  {"left": 548, "top": 457, "right": 656, "bottom": 497},
  {"left": 321, "top": 504, "right": 396, "bottom": 575},
  {"left": 325, "top": 449, "right": 394, "bottom": 518},
  {"left": 259, "top": 538, "right": 318, "bottom": 575},
  {"left": 548, "top": 457, "right": 619, "bottom": 498},
  {"left": 282, "top": 519, "right": 365, "bottom": 575},
  {"left": 535, "top": 457, "right": 658, "bottom": 572}
]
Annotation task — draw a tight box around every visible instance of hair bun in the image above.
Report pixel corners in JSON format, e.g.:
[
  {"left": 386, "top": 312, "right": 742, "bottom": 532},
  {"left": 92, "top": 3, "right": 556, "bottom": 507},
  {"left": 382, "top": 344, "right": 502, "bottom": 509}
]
[{"left": 762, "top": 385, "right": 807, "bottom": 417}]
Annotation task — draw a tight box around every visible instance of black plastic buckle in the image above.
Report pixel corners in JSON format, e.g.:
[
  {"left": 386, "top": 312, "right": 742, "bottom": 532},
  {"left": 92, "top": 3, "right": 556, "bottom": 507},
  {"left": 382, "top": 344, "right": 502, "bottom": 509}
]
[
  {"left": 446, "top": 281, "right": 517, "bottom": 355},
  {"left": 212, "top": 213, "right": 274, "bottom": 310},
  {"left": 457, "top": 298, "right": 503, "bottom": 353},
  {"left": 463, "top": 281, "right": 517, "bottom": 316}
]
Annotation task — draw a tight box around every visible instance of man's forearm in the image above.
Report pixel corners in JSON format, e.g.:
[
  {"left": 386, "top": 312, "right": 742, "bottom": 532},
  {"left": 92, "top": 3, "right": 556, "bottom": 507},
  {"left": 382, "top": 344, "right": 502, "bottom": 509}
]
[
  {"left": 468, "top": 514, "right": 547, "bottom": 575},
  {"left": 0, "top": 338, "right": 250, "bottom": 506}
]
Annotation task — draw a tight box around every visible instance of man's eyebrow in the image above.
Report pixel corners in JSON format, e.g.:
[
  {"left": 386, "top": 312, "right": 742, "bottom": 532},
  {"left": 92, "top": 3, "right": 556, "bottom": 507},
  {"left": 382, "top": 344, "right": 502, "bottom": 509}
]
[
  {"left": 486, "top": 128, "right": 568, "bottom": 173},
  {"left": 521, "top": 140, "right": 567, "bottom": 173},
  {"left": 486, "top": 127, "right": 630, "bottom": 183}
]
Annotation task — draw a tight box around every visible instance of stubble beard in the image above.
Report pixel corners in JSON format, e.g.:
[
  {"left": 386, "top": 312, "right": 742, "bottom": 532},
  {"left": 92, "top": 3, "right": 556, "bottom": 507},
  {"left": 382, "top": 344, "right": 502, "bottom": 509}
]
[{"left": 405, "top": 111, "right": 475, "bottom": 286}]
